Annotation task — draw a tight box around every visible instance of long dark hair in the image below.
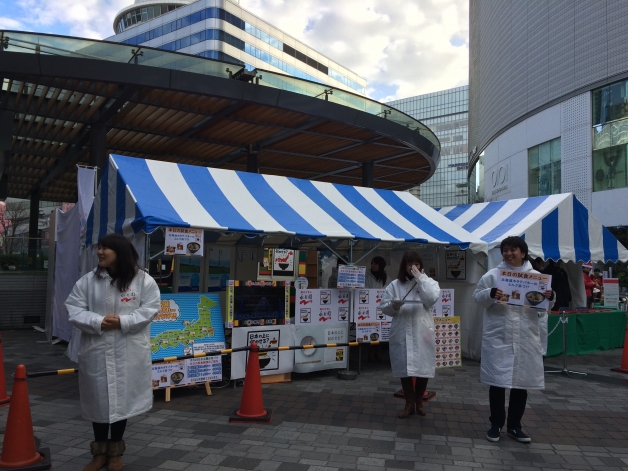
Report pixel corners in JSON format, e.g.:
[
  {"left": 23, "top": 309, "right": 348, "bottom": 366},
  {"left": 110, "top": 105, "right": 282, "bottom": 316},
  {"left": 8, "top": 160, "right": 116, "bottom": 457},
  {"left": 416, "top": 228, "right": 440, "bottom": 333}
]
[
  {"left": 97, "top": 233, "right": 140, "bottom": 292},
  {"left": 371, "top": 256, "right": 387, "bottom": 286},
  {"left": 500, "top": 236, "right": 530, "bottom": 262},
  {"left": 396, "top": 250, "right": 423, "bottom": 282}
]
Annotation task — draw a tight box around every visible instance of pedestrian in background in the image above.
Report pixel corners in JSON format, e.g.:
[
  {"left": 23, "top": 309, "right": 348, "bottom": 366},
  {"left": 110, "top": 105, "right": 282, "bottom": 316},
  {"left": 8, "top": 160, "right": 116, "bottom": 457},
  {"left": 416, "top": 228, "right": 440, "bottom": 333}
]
[
  {"left": 474, "top": 236, "right": 554, "bottom": 443},
  {"left": 582, "top": 263, "right": 595, "bottom": 308},
  {"left": 66, "top": 233, "right": 160, "bottom": 471},
  {"left": 380, "top": 250, "right": 440, "bottom": 418},
  {"left": 541, "top": 260, "right": 572, "bottom": 311}
]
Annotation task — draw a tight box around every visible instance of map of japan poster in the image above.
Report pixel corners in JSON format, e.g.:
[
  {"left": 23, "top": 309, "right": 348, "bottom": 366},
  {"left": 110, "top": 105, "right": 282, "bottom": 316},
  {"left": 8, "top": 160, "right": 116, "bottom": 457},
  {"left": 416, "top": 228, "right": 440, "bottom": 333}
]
[{"left": 150, "top": 293, "right": 226, "bottom": 361}]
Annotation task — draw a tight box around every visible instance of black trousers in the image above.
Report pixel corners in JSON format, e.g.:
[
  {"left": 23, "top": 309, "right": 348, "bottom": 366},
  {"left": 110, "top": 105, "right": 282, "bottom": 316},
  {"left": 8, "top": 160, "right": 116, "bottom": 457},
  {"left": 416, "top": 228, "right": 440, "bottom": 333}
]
[
  {"left": 92, "top": 420, "right": 127, "bottom": 442},
  {"left": 489, "top": 386, "right": 527, "bottom": 430}
]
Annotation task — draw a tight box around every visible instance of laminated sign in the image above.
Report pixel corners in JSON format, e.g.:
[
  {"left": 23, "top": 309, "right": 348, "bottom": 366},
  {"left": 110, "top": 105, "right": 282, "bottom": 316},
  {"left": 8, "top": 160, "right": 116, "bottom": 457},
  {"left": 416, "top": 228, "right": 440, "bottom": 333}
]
[
  {"left": 495, "top": 270, "right": 552, "bottom": 310},
  {"left": 165, "top": 227, "right": 204, "bottom": 256}
]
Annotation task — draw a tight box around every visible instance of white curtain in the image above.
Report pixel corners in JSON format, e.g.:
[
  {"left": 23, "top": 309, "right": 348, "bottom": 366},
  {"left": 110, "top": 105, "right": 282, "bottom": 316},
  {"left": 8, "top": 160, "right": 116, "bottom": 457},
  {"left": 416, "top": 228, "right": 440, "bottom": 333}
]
[{"left": 52, "top": 167, "right": 96, "bottom": 342}]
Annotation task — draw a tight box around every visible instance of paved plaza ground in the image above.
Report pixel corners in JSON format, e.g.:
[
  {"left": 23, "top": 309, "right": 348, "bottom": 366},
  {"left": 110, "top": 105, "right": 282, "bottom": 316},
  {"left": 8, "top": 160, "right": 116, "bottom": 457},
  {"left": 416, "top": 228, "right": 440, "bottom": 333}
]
[{"left": 1, "top": 329, "right": 627, "bottom": 471}]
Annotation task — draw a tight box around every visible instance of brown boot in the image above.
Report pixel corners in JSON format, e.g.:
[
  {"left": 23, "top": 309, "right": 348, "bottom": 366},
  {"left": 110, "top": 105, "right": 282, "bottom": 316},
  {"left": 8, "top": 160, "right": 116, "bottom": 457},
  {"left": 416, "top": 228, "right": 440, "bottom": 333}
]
[
  {"left": 83, "top": 441, "right": 108, "bottom": 471},
  {"left": 414, "top": 377, "right": 429, "bottom": 416},
  {"left": 397, "top": 377, "right": 415, "bottom": 418},
  {"left": 107, "top": 440, "right": 126, "bottom": 471}
]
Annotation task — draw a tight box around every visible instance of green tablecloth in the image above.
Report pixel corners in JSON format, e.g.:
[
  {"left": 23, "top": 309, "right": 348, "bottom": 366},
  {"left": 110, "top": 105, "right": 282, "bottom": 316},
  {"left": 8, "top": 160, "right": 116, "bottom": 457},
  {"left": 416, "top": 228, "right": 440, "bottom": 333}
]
[{"left": 546, "top": 310, "right": 627, "bottom": 357}]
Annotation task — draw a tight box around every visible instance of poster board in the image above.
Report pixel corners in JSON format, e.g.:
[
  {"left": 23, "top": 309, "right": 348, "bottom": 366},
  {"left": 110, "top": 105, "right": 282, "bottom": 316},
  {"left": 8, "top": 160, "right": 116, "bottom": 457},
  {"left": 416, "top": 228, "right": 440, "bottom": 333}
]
[
  {"left": 293, "top": 323, "right": 348, "bottom": 372},
  {"left": 150, "top": 293, "right": 225, "bottom": 388},
  {"left": 431, "top": 288, "right": 455, "bottom": 317},
  {"left": 435, "top": 316, "right": 461, "bottom": 368},
  {"left": 225, "top": 280, "right": 291, "bottom": 328},
  {"left": 417, "top": 248, "right": 438, "bottom": 278},
  {"left": 231, "top": 325, "right": 295, "bottom": 379},
  {"left": 296, "top": 288, "right": 352, "bottom": 324},
  {"left": 494, "top": 270, "right": 552, "bottom": 310},
  {"left": 445, "top": 250, "right": 466, "bottom": 280},
  {"left": 164, "top": 227, "right": 203, "bottom": 256},
  {"left": 337, "top": 265, "right": 366, "bottom": 288},
  {"left": 603, "top": 278, "right": 619, "bottom": 308}
]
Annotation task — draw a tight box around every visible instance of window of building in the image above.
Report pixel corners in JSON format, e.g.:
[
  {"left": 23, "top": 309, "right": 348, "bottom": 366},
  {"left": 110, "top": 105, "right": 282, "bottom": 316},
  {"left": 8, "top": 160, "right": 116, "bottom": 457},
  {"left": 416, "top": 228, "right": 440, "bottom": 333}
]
[
  {"left": 592, "top": 80, "right": 628, "bottom": 192},
  {"left": 528, "top": 138, "right": 561, "bottom": 197}
]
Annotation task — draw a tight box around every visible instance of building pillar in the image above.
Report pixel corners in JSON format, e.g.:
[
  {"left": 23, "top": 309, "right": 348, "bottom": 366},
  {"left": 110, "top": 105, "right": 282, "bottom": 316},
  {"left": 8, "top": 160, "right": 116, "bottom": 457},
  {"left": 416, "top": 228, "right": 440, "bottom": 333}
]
[
  {"left": 28, "top": 191, "right": 40, "bottom": 269},
  {"left": 89, "top": 123, "right": 108, "bottom": 183},
  {"left": 362, "top": 161, "right": 374, "bottom": 187},
  {"left": 247, "top": 145, "right": 260, "bottom": 173},
  {"left": 0, "top": 109, "right": 13, "bottom": 201}
]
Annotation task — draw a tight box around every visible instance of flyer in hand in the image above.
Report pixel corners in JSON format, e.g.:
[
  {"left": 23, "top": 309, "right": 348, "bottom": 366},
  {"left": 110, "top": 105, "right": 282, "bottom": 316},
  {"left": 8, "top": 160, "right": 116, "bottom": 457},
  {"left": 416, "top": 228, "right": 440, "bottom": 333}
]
[{"left": 494, "top": 270, "right": 552, "bottom": 310}]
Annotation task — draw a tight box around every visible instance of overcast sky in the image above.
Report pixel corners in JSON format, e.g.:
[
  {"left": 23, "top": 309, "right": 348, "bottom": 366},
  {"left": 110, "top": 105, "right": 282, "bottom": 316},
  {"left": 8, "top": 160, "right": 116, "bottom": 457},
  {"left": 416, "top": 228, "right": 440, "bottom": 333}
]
[{"left": 0, "top": 0, "right": 469, "bottom": 102}]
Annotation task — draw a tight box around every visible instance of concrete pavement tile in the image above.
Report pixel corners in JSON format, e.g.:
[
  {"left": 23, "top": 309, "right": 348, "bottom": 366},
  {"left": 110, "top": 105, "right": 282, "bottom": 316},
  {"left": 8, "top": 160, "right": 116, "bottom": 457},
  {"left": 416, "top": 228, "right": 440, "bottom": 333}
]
[{"left": 158, "top": 460, "right": 191, "bottom": 469}]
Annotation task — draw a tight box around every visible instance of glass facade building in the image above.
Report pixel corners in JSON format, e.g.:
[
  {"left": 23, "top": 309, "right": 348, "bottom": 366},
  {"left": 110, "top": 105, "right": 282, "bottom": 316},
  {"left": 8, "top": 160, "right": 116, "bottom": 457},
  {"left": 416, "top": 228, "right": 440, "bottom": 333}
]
[
  {"left": 109, "top": 0, "right": 367, "bottom": 95},
  {"left": 387, "top": 86, "right": 468, "bottom": 208}
]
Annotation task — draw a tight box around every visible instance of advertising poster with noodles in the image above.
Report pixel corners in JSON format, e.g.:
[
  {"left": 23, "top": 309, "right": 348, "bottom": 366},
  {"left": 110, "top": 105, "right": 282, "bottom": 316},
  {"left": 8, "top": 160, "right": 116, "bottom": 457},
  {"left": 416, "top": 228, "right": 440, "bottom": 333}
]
[
  {"left": 296, "top": 288, "right": 352, "bottom": 324},
  {"left": 434, "top": 316, "right": 461, "bottom": 368}
]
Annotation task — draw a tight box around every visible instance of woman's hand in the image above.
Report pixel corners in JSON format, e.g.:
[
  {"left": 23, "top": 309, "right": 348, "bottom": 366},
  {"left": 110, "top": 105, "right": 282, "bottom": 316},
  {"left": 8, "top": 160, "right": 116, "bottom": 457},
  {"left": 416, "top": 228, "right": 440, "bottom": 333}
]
[
  {"left": 542, "top": 290, "right": 554, "bottom": 300},
  {"left": 411, "top": 266, "right": 424, "bottom": 281},
  {"left": 101, "top": 316, "right": 121, "bottom": 331},
  {"left": 392, "top": 301, "right": 405, "bottom": 310}
]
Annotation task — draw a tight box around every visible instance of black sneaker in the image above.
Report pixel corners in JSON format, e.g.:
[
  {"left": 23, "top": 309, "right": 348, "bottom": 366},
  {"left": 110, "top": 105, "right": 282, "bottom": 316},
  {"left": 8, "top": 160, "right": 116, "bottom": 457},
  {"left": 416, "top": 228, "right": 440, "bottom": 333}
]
[
  {"left": 486, "top": 425, "right": 501, "bottom": 442},
  {"left": 507, "top": 428, "right": 531, "bottom": 443}
]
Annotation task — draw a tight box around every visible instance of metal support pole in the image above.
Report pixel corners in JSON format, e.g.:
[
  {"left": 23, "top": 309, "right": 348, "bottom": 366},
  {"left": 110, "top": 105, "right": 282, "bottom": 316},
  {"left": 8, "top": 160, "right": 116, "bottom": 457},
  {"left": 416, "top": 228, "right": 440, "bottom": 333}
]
[
  {"left": 362, "top": 161, "right": 374, "bottom": 188},
  {"left": 545, "top": 312, "right": 587, "bottom": 377},
  {"left": 28, "top": 191, "right": 40, "bottom": 269},
  {"left": 337, "top": 240, "right": 357, "bottom": 380}
]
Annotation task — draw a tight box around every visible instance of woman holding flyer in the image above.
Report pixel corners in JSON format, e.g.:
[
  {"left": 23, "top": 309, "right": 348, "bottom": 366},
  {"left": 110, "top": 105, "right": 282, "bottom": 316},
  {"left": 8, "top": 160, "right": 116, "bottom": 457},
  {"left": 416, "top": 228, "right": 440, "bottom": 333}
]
[
  {"left": 381, "top": 250, "right": 440, "bottom": 418},
  {"left": 473, "top": 236, "right": 554, "bottom": 443}
]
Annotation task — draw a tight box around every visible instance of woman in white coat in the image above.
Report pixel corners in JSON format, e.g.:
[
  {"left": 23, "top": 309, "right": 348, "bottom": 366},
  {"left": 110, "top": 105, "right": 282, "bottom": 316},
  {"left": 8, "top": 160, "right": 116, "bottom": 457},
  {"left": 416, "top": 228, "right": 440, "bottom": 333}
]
[
  {"left": 66, "top": 233, "right": 160, "bottom": 471},
  {"left": 381, "top": 250, "right": 440, "bottom": 418},
  {"left": 473, "top": 236, "right": 554, "bottom": 444}
]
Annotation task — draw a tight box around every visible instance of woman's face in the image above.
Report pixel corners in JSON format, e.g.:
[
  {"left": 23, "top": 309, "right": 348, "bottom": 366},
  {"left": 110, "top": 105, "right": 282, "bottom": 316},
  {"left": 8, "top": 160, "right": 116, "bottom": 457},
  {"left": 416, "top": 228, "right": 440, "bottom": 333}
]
[
  {"left": 406, "top": 261, "right": 421, "bottom": 276},
  {"left": 97, "top": 245, "right": 117, "bottom": 270},
  {"left": 501, "top": 245, "right": 525, "bottom": 267},
  {"left": 371, "top": 260, "right": 379, "bottom": 272}
]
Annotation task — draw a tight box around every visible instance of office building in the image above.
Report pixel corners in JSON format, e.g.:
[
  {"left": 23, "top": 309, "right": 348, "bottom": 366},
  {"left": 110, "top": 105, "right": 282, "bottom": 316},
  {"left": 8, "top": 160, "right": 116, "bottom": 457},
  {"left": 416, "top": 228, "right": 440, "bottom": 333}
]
[
  {"left": 387, "top": 86, "right": 469, "bottom": 207},
  {"left": 468, "top": 0, "right": 628, "bottom": 227},
  {"left": 110, "top": 0, "right": 366, "bottom": 95}
]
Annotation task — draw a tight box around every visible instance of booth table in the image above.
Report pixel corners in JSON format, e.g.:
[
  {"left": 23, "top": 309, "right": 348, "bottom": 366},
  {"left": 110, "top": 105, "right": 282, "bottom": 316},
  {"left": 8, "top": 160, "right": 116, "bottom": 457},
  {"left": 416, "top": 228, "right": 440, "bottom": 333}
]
[{"left": 546, "top": 310, "right": 626, "bottom": 357}]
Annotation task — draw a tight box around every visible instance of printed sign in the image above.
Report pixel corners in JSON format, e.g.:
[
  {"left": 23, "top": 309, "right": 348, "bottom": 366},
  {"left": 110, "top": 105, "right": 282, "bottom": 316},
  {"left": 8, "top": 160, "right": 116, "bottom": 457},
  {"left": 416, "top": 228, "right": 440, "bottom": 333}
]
[
  {"left": 356, "top": 322, "right": 381, "bottom": 343},
  {"left": 445, "top": 250, "right": 466, "bottom": 280},
  {"left": 435, "top": 316, "right": 461, "bottom": 368},
  {"left": 293, "top": 323, "right": 348, "bottom": 372},
  {"left": 150, "top": 294, "right": 225, "bottom": 361},
  {"left": 337, "top": 265, "right": 366, "bottom": 288},
  {"left": 272, "top": 248, "right": 296, "bottom": 278},
  {"left": 164, "top": 227, "right": 204, "bottom": 256},
  {"left": 230, "top": 325, "right": 295, "bottom": 379},
  {"left": 603, "top": 278, "right": 619, "bottom": 308},
  {"left": 295, "top": 288, "right": 353, "bottom": 324},
  {"left": 495, "top": 270, "right": 552, "bottom": 310},
  {"left": 417, "top": 248, "right": 438, "bottom": 278},
  {"left": 431, "top": 289, "right": 455, "bottom": 317}
]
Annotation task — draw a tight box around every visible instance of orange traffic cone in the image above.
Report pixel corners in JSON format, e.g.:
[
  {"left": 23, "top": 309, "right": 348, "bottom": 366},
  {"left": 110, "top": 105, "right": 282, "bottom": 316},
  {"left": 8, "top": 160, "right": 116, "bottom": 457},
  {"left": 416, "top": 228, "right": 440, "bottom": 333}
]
[
  {"left": 0, "top": 334, "right": 10, "bottom": 406},
  {"left": 230, "top": 342, "right": 272, "bottom": 423},
  {"left": 0, "top": 365, "right": 51, "bottom": 470},
  {"left": 611, "top": 325, "right": 628, "bottom": 374}
]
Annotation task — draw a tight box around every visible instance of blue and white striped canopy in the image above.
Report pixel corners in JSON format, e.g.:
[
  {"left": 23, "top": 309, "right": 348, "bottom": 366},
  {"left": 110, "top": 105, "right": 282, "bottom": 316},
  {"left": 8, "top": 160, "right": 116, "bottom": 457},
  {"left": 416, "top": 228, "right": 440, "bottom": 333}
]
[
  {"left": 85, "top": 155, "right": 487, "bottom": 252},
  {"left": 438, "top": 194, "right": 628, "bottom": 263}
]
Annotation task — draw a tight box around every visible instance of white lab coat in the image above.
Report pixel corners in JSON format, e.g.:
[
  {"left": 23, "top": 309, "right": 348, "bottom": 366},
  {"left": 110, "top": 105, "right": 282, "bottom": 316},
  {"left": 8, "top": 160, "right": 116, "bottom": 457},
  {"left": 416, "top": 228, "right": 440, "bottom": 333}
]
[
  {"left": 66, "top": 268, "right": 160, "bottom": 423},
  {"left": 380, "top": 274, "right": 440, "bottom": 378},
  {"left": 473, "top": 260, "right": 553, "bottom": 390},
  {"left": 364, "top": 271, "right": 386, "bottom": 289}
]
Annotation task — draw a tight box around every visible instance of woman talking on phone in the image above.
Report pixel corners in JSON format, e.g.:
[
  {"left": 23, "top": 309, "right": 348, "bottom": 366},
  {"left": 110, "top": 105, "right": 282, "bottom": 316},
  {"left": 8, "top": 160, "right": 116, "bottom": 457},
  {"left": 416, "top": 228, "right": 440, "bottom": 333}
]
[
  {"left": 380, "top": 250, "right": 440, "bottom": 418},
  {"left": 66, "top": 233, "right": 160, "bottom": 471}
]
